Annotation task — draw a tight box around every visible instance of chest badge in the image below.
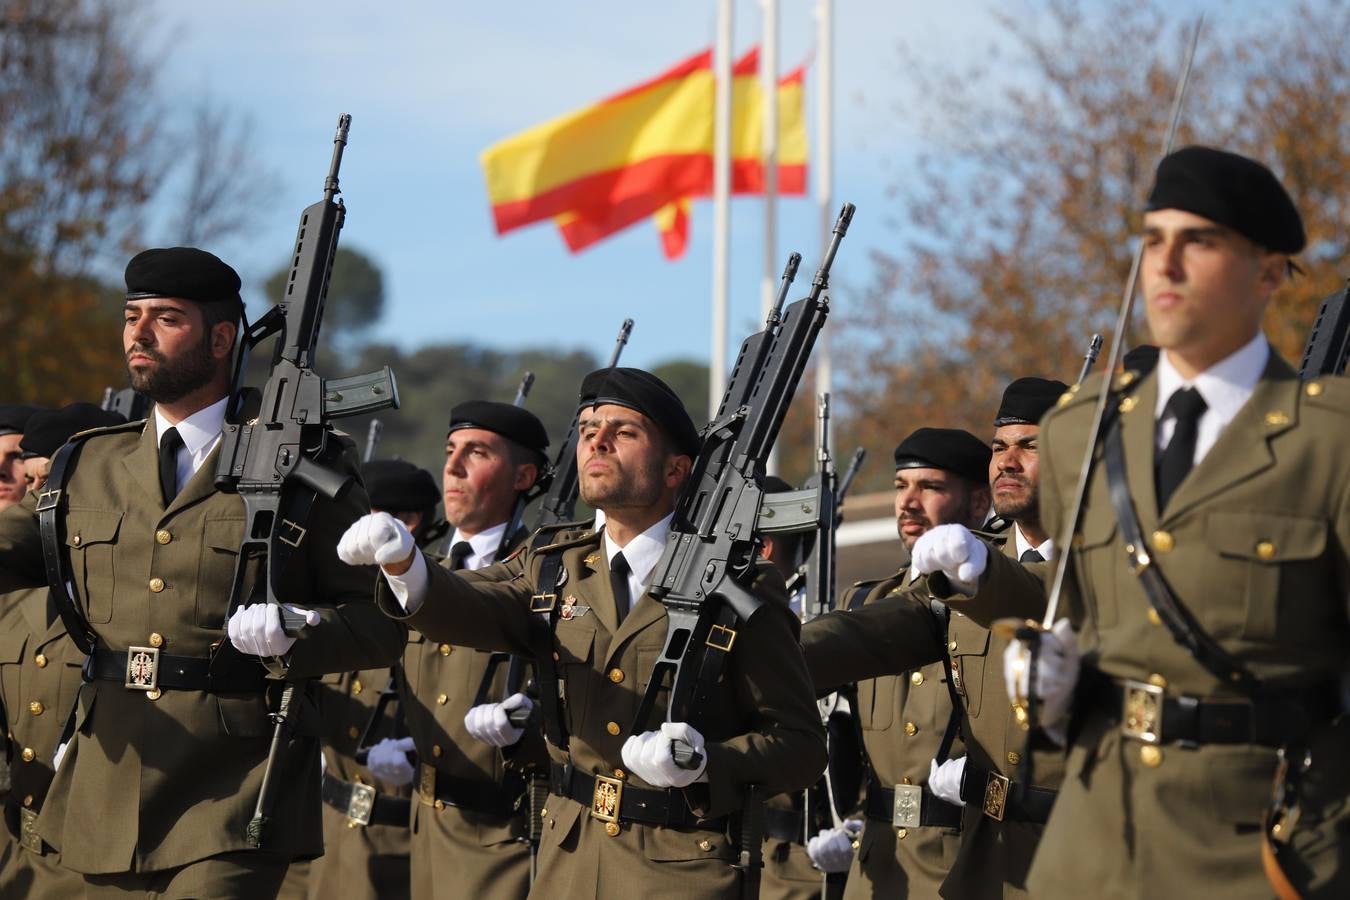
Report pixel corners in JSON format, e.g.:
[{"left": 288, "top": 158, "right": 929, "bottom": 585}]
[{"left": 559, "top": 595, "right": 591, "bottom": 620}]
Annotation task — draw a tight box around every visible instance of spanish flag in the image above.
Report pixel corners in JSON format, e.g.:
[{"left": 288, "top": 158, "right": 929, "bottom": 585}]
[{"left": 480, "top": 47, "right": 807, "bottom": 259}]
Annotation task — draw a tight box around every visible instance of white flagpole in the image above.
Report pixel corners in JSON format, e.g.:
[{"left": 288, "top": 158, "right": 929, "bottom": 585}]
[
  {"left": 815, "top": 0, "right": 834, "bottom": 449},
  {"left": 710, "top": 0, "right": 734, "bottom": 419},
  {"left": 761, "top": 0, "right": 779, "bottom": 473}
]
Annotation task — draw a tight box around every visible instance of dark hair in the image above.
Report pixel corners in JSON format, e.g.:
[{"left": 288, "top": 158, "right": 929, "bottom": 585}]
[{"left": 504, "top": 437, "right": 547, "bottom": 486}]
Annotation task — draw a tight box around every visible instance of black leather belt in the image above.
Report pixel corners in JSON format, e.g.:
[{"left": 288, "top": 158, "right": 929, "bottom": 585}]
[
  {"left": 417, "top": 763, "right": 524, "bottom": 819},
  {"left": 1082, "top": 669, "right": 1339, "bottom": 748},
  {"left": 864, "top": 778, "right": 962, "bottom": 829},
  {"left": 958, "top": 765, "right": 1055, "bottom": 824},
  {"left": 549, "top": 762, "right": 728, "bottom": 833},
  {"left": 322, "top": 772, "right": 410, "bottom": 828},
  {"left": 763, "top": 806, "right": 805, "bottom": 843},
  {"left": 84, "top": 648, "right": 269, "bottom": 693}
]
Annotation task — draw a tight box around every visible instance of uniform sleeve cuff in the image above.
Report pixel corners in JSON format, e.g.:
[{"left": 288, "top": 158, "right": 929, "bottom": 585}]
[{"left": 383, "top": 552, "right": 428, "bottom": 614}]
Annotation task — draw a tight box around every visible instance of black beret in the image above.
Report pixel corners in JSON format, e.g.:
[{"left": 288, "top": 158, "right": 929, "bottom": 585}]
[
  {"left": 362, "top": 460, "right": 441, "bottom": 512},
  {"left": 577, "top": 367, "right": 700, "bottom": 457},
  {"left": 125, "top": 247, "right": 243, "bottom": 307},
  {"left": 994, "top": 377, "right": 1069, "bottom": 427},
  {"left": 19, "top": 403, "right": 125, "bottom": 459},
  {"left": 1122, "top": 344, "right": 1160, "bottom": 377},
  {"left": 448, "top": 401, "right": 549, "bottom": 455},
  {"left": 893, "top": 427, "right": 990, "bottom": 485},
  {"left": 1146, "top": 146, "right": 1305, "bottom": 254},
  {"left": 0, "top": 404, "right": 43, "bottom": 436}
]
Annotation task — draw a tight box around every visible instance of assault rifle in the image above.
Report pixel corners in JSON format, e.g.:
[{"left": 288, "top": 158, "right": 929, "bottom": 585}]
[
  {"left": 212, "top": 115, "right": 400, "bottom": 848},
  {"left": 100, "top": 386, "right": 150, "bottom": 421},
  {"left": 362, "top": 419, "right": 383, "bottom": 463},
  {"left": 1300, "top": 280, "right": 1350, "bottom": 378},
  {"left": 1077, "top": 333, "right": 1104, "bottom": 386}
]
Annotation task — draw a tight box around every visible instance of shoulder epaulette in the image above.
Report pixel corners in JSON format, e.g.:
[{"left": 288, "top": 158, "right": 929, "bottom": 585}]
[
  {"left": 70, "top": 417, "right": 147, "bottom": 441},
  {"left": 1301, "top": 375, "right": 1350, "bottom": 416},
  {"left": 526, "top": 518, "right": 596, "bottom": 554}
]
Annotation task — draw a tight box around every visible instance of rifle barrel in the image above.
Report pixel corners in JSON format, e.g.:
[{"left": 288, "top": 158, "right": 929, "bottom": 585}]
[
  {"left": 514, "top": 372, "right": 535, "bottom": 406},
  {"left": 607, "top": 318, "right": 635, "bottom": 368},
  {"left": 324, "top": 114, "right": 351, "bottom": 201}
]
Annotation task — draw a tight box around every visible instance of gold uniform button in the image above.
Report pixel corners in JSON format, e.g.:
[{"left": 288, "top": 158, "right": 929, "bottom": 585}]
[
  {"left": 910, "top": 672, "right": 924, "bottom": 686},
  {"left": 22, "top": 795, "right": 32, "bottom": 808},
  {"left": 21, "top": 748, "right": 34, "bottom": 763},
  {"left": 605, "top": 822, "right": 621, "bottom": 837},
  {"left": 606, "top": 721, "right": 622, "bottom": 736},
  {"left": 28, "top": 702, "right": 43, "bottom": 716},
  {"left": 1118, "top": 396, "right": 1139, "bottom": 414},
  {"left": 1256, "top": 541, "right": 1276, "bottom": 561},
  {"left": 1151, "top": 531, "right": 1174, "bottom": 554},
  {"left": 1306, "top": 381, "right": 1324, "bottom": 397},
  {"left": 698, "top": 839, "right": 713, "bottom": 852},
  {"left": 149, "top": 632, "right": 164, "bottom": 648},
  {"left": 614, "top": 769, "right": 625, "bottom": 779},
  {"left": 1148, "top": 673, "right": 1168, "bottom": 689},
  {"left": 72, "top": 534, "right": 82, "bottom": 547},
  {"left": 432, "top": 744, "right": 442, "bottom": 758},
  {"left": 608, "top": 668, "right": 625, "bottom": 684},
  {"left": 1007, "top": 751, "right": 1021, "bottom": 765},
  {"left": 1147, "top": 608, "right": 1162, "bottom": 627},
  {"left": 148, "top": 577, "right": 165, "bottom": 593},
  {"left": 903, "top": 722, "right": 918, "bottom": 736},
  {"left": 948, "top": 640, "right": 958, "bottom": 652},
  {"left": 155, "top": 529, "right": 172, "bottom": 545},
  {"left": 552, "top": 652, "right": 561, "bottom": 662},
  {"left": 540, "top": 808, "right": 548, "bottom": 818},
  {"left": 147, "top": 688, "right": 162, "bottom": 701},
  {"left": 353, "top": 680, "right": 363, "bottom": 695},
  {"left": 435, "top": 799, "right": 446, "bottom": 811},
  {"left": 439, "top": 643, "right": 452, "bottom": 656},
  {"left": 348, "top": 726, "right": 360, "bottom": 739},
  {"left": 901, "top": 776, "right": 912, "bottom": 785},
  {"left": 896, "top": 827, "right": 908, "bottom": 840},
  {"left": 1140, "top": 745, "right": 1163, "bottom": 768},
  {"left": 436, "top": 693, "right": 448, "bottom": 706},
  {"left": 34, "top": 654, "right": 47, "bottom": 668}
]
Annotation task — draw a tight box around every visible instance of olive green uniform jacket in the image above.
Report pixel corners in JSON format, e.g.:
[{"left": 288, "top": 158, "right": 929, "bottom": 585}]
[
  {"left": 377, "top": 522, "right": 827, "bottom": 900},
  {"left": 801, "top": 568, "right": 960, "bottom": 900},
  {"left": 0, "top": 419, "right": 406, "bottom": 876},
  {"left": 0, "top": 587, "right": 85, "bottom": 897},
  {"left": 972, "top": 356, "right": 1350, "bottom": 899}
]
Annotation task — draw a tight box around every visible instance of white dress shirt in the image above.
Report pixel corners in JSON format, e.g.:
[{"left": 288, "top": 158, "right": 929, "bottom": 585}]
[
  {"left": 449, "top": 521, "right": 509, "bottom": 572},
  {"left": 1013, "top": 524, "right": 1054, "bottom": 562},
  {"left": 1154, "top": 333, "right": 1268, "bottom": 468},
  {"left": 602, "top": 512, "right": 673, "bottom": 614},
  {"left": 153, "top": 396, "right": 228, "bottom": 495}
]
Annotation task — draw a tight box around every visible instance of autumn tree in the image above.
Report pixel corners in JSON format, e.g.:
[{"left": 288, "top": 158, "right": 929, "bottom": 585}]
[{"left": 832, "top": 0, "right": 1350, "bottom": 491}]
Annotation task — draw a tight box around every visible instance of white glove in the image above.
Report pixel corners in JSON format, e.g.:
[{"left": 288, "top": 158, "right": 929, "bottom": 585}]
[
  {"left": 1004, "top": 618, "right": 1080, "bottom": 746},
  {"left": 366, "top": 736, "right": 416, "bottom": 787},
  {"left": 806, "top": 819, "right": 861, "bottom": 873},
  {"left": 927, "top": 757, "right": 967, "bottom": 807},
  {"left": 53, "top": 741, "right": 68, "bottom": 770},
  {"left": 910, "top": 524, "right": 988, "bottom": 593},
  {"left": 620, "top": 721, "right": 708, "bottom": 789},
  {"left": 464, "top": 692, "right": 533, "bottom": 747},
  {"left": 226, "top": 603, "right": 318, "bottom": 657},
  {"left": 337, "top": 511, "right": 416, "bottom": 568}
]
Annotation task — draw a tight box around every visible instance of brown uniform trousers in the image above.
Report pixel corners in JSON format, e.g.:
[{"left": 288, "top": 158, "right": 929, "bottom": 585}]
[
  {"left": 0, "top": 420, "right": 405, "bottom": 893},
  {"left": 0, "top": 587, "right": 86, "bottom": 897},
  {"left": 378, "top": 523, "right": 827, "bottom": 900},
  {"left": 962, "top": 355, "right": 1350, "bottom": 899},
  {"left": 801, "top": 569, "right": 960, "bottom": 900}
]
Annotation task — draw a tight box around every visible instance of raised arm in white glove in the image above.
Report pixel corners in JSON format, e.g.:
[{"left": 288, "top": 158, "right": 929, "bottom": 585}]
[
  {"left": 226, "top": 603, "right": 319, "bottom": 657},
  {"left": 927, "top": 756, "right": 967, "bottom": 807},
  {"left": 909, "top": 524, "right": 988, "bottom": 594},
  {"left": 366, "top": 736, "right": 417, "bottom": 787},
  {"left": 337, "top": 511, "right": 425, "bottom": 612},
  {"left": 1004, "top": 618, "right": 1080, "bottom": 746},
  {"left": 620, "top": 721, "right": 708, "bottom": 789},
  {"left": 464, "top": 693, "right": 533, "bottom": 747},
  {"left": 806, "top": 819, "right": 863, "bottom": 873}
]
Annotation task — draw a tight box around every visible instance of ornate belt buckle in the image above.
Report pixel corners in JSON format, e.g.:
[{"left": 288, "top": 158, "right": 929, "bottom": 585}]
[
  {"left": 590, "top": 773, "right": 623, "bottom": 824},
  {"left": 706, "top": 624, "right": 737, "bottom": 652},
  {"left": 418, "top": 764, "right": 437, "bottom": 807},
  {"left": 892, "top": 783, "right": 923, "bottom": 828},
  {"left": 18, "top": 807, "right": 41, "bottom": 854},
  {"left": 530, "top": 593, "right": 557, "bottom": 614},
  {"left": 346, "top": 782, "right": 376, "bottom": 827},
  {"left": 125, "top": 646, "right": 160, "bottom": 691},
  {"left": 1121, "top": 678, "right": 1164, "bottom": 744},
  {"left": 983, "top": 772, "right": 1010, "bottom": 822}
]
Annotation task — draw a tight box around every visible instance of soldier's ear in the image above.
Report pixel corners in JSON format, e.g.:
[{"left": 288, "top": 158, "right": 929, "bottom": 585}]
[
  {"left": 1255, "top": 251, "right": 1288, "bottom": 296},
  {"left": 512, "top": 462, "right": 538, "bottom": 493},
  {"left": 665, "top": 452, "right": 692, "bottom": 487},
  {"left": 210, "top": 320, "right": 237, "bottom": 359}
]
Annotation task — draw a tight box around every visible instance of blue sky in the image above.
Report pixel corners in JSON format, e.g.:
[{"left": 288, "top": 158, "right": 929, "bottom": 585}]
[{"left": 144, "top": 1, "right": 1012, "bottom": 383}]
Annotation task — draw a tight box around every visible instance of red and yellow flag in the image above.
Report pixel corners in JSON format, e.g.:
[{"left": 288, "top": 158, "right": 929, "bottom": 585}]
[{"left": 480, "top": 47, "right": 807, "bottom": 259}]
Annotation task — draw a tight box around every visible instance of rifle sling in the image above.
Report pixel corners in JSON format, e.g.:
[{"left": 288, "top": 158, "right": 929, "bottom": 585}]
[
  {"left": 1102, "top": 403, "right": 1260, "bottom": 695},
  {"left": 37, "top": 438, "right": 98, "bottom": 656},
  {"left": 929, "top": 597, "right": 964, "bottom": 765},
  {"left": 528, "top": 550, "right": 568, "bottom": 749}
]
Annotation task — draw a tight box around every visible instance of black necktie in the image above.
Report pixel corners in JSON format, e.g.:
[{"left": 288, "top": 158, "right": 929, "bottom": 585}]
[
  {"left": 1019, "top": 548, "right": 1044, "bottom": 564},
  {"left": 158, "top": 427, "right": 184, "bottom": 506},
  {"left": 610, "top": 552, "right": 631, "bottom": 625},
  {"left": 449, "top": 541, "right": 473, "bottom": 571},
  {"left": 1155, "top": 387, "right": 1208, "bottom": 511}
]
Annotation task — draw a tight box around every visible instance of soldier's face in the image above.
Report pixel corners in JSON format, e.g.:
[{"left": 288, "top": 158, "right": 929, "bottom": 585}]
[
  {"left": 123, "top": 299, "right": 231, "bottom": 403},
  {"left": 442, "top": 427, "right": 533, "bottom": 536},
  {"left": 893, "top": 467, "right": 988, "bottom": 550},
  {"left": 23, "top": 456, "right": 50, "bottom": 494},
  {"left": 0, "top": 433, "right": 25, "bottom": 510},
  {"left": 1141, "top": 209, "right": 1285, "bottom": 374},
  {"left": 576, "top": 404, "right": 687, "bottom": 512},
  {"left": 990, "top": 424, "right": 1040, "bottom": 522}
]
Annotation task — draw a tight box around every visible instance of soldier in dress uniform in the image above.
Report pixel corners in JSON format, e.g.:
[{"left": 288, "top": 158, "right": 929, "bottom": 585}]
[
  {"left": 360, "top": 402, "right": 550, "bottom": 900},
  {"left": 338, "top": 366, "right": 827, "bottom": 899},
  {"left": 0, "top": 403, "right": 122, "bottom": 896},
  {"left": 0, "top": 405, "right": 42, "bottom": 512},
  {"left": 0, "top": 247, "right": 405, "bottom": 896},
  {"left": 799, "top": 427, "right": 991, "bottom": 899},
  {"left": 920, "top": 147, "right": 1350, "bottom": 898}
]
